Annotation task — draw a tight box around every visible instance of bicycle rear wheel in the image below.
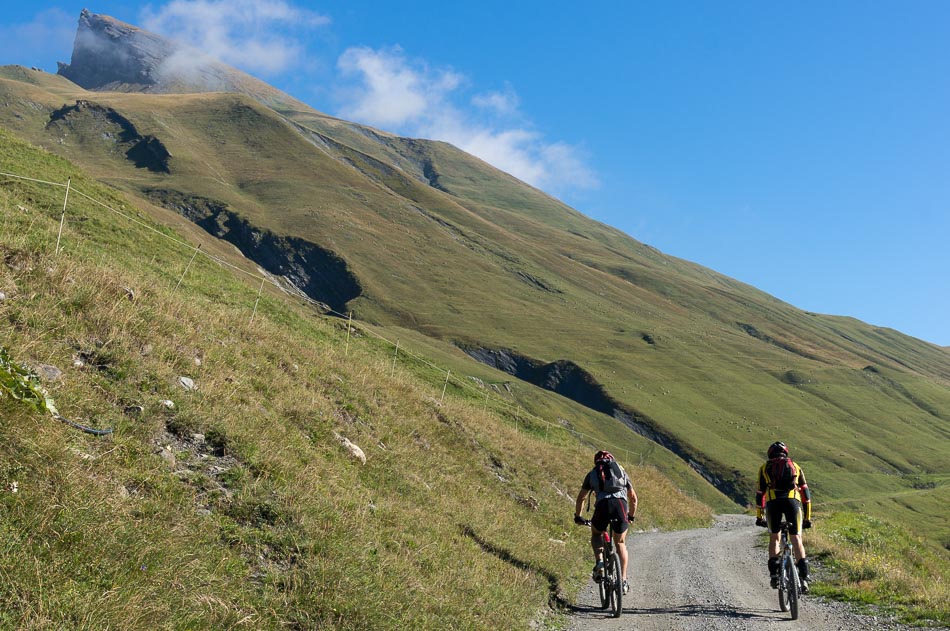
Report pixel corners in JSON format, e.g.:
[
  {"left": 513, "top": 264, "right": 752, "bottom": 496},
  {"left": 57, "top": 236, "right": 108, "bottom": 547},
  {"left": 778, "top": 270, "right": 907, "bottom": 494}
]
[
  {"left": 778, "top": 558, "right": 789, "bottom": 612},
  {"left": 597, "top": 569, "right": 608, "bottom": 609},
  {"left": 787, "top": 560, "right": 800, "bottom": 620},
  {"left": 609, "top": 551, "right": 622, "bottom": 618}
]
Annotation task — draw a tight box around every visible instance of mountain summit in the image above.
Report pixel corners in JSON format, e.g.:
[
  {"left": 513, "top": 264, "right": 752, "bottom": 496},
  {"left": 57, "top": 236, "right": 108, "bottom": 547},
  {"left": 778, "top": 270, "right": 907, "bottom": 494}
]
[{"left": 57, "top": 9, "right": 309, "bottom": 110}]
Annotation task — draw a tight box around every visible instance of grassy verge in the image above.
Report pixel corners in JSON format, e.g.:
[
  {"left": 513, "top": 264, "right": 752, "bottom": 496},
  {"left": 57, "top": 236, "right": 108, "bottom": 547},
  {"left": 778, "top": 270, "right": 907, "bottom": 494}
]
[{"left": 809, "top": 511, "right": 949, "bottom": 627}]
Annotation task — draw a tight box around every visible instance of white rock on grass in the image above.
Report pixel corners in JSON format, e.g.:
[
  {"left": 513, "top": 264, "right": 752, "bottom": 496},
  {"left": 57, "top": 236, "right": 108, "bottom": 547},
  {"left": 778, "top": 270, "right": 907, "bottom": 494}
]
[
  {"left": 333, "top": 431, "right": 366, "bottom": 465},
  {"left": 158, "top": 447, "right": 176, "bottom": 468},
  {"left": 178, "top": 376, "right": 196, "bottom": 391},
  {"left": 35, "top": 364, "right": 64, "bottom": 382},
  {"left": 160, "top": 399, "right": 175, "bottom": 409}
]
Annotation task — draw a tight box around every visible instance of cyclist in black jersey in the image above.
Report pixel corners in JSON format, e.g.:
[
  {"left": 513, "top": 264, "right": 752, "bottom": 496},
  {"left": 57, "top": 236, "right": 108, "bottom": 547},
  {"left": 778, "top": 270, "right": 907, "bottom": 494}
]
[{"left": 574, "top": 450, "right": 638, "bottom": 595}]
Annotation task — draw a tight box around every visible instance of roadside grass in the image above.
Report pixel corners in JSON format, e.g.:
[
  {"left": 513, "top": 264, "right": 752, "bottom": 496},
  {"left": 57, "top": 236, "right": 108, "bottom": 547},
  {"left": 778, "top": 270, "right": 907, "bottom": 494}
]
[
  {"left": 809, "top": 511, "right": 949, "bottom": 626},
  {"left": 0, "top": 129, "right": 713, "bottom": 628}
]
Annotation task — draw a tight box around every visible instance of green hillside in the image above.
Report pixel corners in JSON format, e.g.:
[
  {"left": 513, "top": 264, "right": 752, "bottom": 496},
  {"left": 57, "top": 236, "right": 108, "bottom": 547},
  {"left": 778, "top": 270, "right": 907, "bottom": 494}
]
[
  {"left": 1, "top": 64, "right": 947, "bottom": 551},
  {"left": 1, "top": 128, "right": 719, "bottom": 628}
]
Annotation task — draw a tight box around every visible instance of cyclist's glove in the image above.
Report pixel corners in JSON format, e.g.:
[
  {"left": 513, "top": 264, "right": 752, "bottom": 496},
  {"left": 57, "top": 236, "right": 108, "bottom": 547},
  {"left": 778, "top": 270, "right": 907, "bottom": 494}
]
[
  {"left": 802, "top": 519, "right": 812, "bottom": 529},
  {"left": 628, "top": 512, "right": 636, "bottom": 522},
  {"left": 755, "top": 518, "right": 767, "bottom": 528},
  {"left": 573, "top": 514, "right": 586, "bottom": 525}
]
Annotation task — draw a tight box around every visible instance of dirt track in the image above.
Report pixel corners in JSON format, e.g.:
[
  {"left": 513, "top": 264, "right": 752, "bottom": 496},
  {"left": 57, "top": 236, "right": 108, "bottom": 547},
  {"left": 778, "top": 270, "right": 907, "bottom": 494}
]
[{"left": 569, "top": 514, "right": 913, "bottom": 630}]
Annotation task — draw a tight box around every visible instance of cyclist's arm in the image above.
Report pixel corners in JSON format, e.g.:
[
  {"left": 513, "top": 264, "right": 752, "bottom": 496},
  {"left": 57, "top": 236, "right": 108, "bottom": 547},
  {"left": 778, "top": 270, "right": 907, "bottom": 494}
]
[
  {"left": 797, "top": 466, "right": 812, "bottom": 521},
  {"left": 575, "top": 475, "right": 592, "bottom": 517},
  {"left": 754, "top": 464, "right": 767, "bottom": 520},
  {"left": 575, "top": 486, "right": 591, "bottom": 517},
  {"left": 627, "top": 483, "right": 638, "bottom": 519}
]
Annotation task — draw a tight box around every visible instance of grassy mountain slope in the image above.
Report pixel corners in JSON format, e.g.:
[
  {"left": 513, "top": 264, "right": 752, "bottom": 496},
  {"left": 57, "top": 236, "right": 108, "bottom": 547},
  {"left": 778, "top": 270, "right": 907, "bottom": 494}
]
[
  {"left": 1, "top": 128, "right": 717, "bottom": 628},
  {"left": 1, "top": 56, "right": 948, "bottom": 556}
]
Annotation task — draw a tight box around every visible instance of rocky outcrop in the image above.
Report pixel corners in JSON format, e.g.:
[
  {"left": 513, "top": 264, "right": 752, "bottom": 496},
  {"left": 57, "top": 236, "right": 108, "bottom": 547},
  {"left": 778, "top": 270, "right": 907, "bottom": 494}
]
[
  {"left": 146, "top": 190, "right": 362, "bottom": 313},
  {"left": 462, "top": 346, "right": 749, "bottom": 504},
  {"left": 46, "top": 100, "right": 171, "bottom": 172}
]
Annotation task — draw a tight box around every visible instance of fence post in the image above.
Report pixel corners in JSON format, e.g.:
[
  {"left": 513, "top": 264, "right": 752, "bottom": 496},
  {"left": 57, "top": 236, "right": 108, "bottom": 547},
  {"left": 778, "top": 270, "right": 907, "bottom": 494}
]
[
  {"left": 440, "top": 370, "right": 451, "bottom": 404},
  {"left": 391, "top": 340, "right": 399, "bottom": 377},
  {"left": 345, "top": 312, "right": 353, "bottom": 356},
  {"left": 249, "top": 276, "right": 266, "bottom": 324},
  {"left": 175, "top": 243, "right": 202, "bottom": 292},
  {"left": 54, "top": 178, "right": 71, "bottom": 255}
]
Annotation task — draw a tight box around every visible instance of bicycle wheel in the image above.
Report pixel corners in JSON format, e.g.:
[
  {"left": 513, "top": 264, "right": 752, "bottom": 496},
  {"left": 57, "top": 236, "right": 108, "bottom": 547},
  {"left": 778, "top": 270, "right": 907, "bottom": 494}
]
[
  {"left": 787, "top": 560, "right": 800, "bottom": 620},
  {"left": 597, "top": 567, "right": 608, "bottom": 609},
  {"left": 778, "top": 558, "right": 789, "bottom": 612},
  {"left": 609, "top": 551, "right": 623, "bottom": 618}
]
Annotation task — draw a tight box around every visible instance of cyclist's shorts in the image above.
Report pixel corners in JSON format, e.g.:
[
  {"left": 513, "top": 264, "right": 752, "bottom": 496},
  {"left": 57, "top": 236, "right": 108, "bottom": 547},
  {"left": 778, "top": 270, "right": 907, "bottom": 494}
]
[
  {"left": 591, "top": 497, "right": 629, "bottom": 535},
  {"left": 766, "top": 498, "right": 803, "bottom": 535}
]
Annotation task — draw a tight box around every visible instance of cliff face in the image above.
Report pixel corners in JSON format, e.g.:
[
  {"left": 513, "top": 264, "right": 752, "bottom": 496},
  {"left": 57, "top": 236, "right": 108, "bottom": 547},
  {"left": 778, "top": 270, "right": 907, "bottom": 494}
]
[
  {"left": 56, "top": 9, "right": 309, "bottom": 111},
  {"left": 57, "top": 9, "right": 172, "bottom": 90}
]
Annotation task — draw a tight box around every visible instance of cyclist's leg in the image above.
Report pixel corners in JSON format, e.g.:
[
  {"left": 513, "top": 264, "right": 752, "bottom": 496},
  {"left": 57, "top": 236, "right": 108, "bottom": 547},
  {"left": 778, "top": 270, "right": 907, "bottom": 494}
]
[
  {"left": 590, "top": 499, "right": 609, "bottom": 568},
  {"left": 610, "top": 499, "right": 631, "bottom": 580},
  {"left": 788, "top": 499, "right": 810, "bottom": 588},
  {"left": 786, "top": 500, "right": 806, "bottom": 561},
  {"left": 766, "top": 501, "right": 782, "bottom": 557},
  {"left": 765, "top": 500, "right": 783, "bottom": 584}
]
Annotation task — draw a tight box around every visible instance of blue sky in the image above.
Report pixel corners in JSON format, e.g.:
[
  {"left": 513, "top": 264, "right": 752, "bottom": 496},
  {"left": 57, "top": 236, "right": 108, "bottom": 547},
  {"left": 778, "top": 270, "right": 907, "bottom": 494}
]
[{"left": 2, "top": 1, "right": 948, "bottom": 346}]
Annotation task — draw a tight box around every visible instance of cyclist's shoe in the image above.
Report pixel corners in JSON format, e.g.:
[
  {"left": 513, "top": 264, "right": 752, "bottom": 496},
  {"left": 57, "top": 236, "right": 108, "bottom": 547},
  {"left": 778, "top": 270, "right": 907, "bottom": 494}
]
[
  {"left": 592, "top": 561, "right": 605, "bottom": 583},
  {"left": 768, "top": 557, "right": 780, "bottom": 589},
  {"left": 797, "top": 558, "right": 811, "bottom": 582},
  {"left": 800, "top": 579, "right": 809, "bottom": 594},
  {"left": 622, "top": 580, "right": 629, "bottom": 595}
]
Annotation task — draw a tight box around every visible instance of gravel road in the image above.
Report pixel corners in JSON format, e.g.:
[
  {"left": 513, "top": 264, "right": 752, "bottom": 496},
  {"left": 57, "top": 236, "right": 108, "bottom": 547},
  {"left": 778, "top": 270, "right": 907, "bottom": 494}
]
[{"left": 569, "top": 514, "right": 915, "bottom": 631}]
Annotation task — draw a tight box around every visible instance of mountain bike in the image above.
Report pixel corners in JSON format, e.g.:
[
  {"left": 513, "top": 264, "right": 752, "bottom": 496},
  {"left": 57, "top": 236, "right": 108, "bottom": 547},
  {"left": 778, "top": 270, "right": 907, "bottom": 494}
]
[
  {"left": 580, "top": 519, "right": 623, "bottom": 618},
  {"left": 776, "top": 521, "right": 801, "bottom": 620}
]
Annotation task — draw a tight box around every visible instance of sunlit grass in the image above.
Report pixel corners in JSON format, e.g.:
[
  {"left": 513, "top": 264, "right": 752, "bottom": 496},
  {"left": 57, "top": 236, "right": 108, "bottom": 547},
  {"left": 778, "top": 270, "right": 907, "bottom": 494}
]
[{"left": 809, "top": 511, "right": 949, "bottom": 626}]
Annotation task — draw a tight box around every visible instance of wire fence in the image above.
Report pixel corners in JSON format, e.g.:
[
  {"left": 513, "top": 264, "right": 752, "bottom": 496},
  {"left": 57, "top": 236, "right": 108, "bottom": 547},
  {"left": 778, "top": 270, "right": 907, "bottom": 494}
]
[{"left": 0, "top": 169, "right": 646, "bottom": 466}]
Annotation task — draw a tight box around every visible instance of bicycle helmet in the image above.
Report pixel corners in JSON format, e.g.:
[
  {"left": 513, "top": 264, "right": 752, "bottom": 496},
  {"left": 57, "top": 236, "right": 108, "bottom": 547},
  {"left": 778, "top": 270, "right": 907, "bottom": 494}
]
[
  {"left": 594, "top": 450, "right": 614, "bottom": 464},
  {"left": 767, "top": 441, "right": 788, "bottom": 459}
]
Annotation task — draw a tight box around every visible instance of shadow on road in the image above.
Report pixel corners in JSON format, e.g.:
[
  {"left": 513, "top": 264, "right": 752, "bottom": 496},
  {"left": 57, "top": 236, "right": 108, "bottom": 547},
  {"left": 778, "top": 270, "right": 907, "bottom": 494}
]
[
  {"left": 571, "top": 602, "right": 780, "bottom": 622},
  {"left": 627, "top": 604, "right": 776, "bottom": 621}
]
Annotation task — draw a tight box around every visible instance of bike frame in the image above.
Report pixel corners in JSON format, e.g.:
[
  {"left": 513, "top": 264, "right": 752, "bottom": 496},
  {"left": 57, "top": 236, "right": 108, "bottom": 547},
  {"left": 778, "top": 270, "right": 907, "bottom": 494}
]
[
  {"left": 777, "top": 521, "right": 801, "bottom": 619},
  {"left": 779, "top": 525, "right": 792, "bottom": 586},
  {"left": 583, "top": 520, "right": 623, "bottom": 618}
]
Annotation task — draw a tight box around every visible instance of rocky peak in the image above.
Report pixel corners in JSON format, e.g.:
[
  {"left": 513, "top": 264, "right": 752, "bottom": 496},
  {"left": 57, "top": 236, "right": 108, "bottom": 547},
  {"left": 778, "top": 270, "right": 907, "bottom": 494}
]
[
  {"left": 57, "top": 9, "right": 173, "bottom": 90},
  {"left": 55, "top": 9, "right": 307, "bottom": 110}
]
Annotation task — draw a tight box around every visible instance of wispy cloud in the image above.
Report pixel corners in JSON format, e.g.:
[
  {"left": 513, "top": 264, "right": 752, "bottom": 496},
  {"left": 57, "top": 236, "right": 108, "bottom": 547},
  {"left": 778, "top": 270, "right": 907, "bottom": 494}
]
[
  {"left": 337, "top": 46, "right": 463, "bottom": 128},
  {"left": 335, "top": 46, "right": 598, "bottom": 193},
  {"left": 472, "top": 84, "right": 520, "bottom": 117},
  {"left": 141, "top": 0, "right": 329, "bottom": 75},
  {"left": 0, "top": 9, "right": 75, "bottom": 69}
]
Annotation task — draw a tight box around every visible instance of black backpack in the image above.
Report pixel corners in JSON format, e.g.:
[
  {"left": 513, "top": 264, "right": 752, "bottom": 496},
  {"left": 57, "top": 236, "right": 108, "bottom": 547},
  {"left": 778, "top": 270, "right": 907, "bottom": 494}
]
[
  {"left": 768, "top": 457, "right": 797, "bottom": 491},
  {"left": 596, "top": 460, "right": 626, "bottom": 493}
]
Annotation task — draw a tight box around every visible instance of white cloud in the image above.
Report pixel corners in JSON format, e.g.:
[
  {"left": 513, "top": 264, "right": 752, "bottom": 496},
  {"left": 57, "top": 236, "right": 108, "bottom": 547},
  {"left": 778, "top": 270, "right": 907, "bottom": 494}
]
[
  {"left": 141, "top": 0, "right": 329, "bottom": 75},
  {"left": 472, "top": 85, "right": 520, "bottom": 117},
  {"left": 335, "top": 46, "right": 598, "bottom": 193},
  {"left": 337, "top": 46, "right": 462, "bottom": 128}
]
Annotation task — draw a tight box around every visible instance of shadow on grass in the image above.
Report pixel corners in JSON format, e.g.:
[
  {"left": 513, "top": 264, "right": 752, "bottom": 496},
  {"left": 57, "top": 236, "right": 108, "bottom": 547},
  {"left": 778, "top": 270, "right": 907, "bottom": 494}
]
[{"left": 461, "top": 525, "right": 576, "bottom": 612}]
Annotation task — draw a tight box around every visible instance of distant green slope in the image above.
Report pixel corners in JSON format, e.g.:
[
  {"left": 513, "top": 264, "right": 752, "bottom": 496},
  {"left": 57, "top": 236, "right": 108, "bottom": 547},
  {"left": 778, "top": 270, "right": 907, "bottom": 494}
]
[{"left": 1, "top": 63, "right": 948, "bottom": 552}]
